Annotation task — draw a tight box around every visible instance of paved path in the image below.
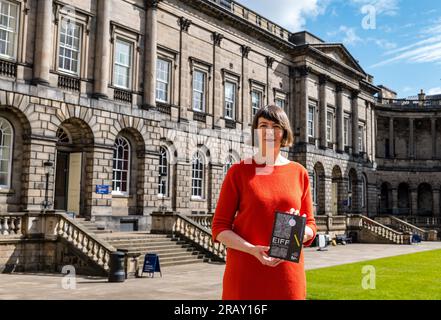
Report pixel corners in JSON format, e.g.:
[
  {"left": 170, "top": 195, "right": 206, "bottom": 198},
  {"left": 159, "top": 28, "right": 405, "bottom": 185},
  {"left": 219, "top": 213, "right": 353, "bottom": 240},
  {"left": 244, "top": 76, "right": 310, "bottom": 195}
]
[{"left": 1, "top": 242, "right": 441, "bottom": 300}]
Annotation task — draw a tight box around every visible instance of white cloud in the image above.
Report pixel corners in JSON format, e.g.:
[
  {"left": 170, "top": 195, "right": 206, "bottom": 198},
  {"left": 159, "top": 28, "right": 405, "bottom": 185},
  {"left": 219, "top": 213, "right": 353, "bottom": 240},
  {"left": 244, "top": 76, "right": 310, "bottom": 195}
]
[
  {"left": 239, "top": 0, "right": 331, "bottom": 32},
  {"left": 428, "top": 87, "right": 441, "bottom": 95},
  {"left": 349, "top": 0, "right": 400, "bottom": 16},
  {"left": 370, "top": 19, "right": 441, "bottom": 68}
]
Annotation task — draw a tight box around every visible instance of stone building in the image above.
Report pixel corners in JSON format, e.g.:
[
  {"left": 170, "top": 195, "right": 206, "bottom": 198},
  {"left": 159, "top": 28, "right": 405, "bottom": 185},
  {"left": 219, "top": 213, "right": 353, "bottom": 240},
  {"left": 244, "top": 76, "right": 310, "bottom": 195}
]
[{"left": 0, "top": 0, "right": 439, "bottom": 235}]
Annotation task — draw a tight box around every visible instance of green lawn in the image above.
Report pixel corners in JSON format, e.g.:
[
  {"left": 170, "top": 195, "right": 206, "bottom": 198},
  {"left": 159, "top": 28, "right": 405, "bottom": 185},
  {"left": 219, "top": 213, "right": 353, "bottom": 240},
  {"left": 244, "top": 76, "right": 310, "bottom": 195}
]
[{"left": 306, "top": 249, "right": 441, "bottom": 300}]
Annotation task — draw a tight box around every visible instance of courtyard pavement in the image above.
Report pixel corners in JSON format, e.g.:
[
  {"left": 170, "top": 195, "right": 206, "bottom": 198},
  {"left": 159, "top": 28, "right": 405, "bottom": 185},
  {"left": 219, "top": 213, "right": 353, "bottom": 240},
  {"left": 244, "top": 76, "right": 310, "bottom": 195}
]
[{"left": 1, "top": 242, "right": 441, "bottom": 300}]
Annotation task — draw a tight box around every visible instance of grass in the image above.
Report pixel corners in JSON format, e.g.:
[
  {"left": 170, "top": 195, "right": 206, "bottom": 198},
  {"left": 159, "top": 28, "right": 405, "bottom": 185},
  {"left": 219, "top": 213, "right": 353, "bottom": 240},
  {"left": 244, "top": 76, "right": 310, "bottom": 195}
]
[{"left": 306, "top": 249, "right": 441, "bottom": 300}]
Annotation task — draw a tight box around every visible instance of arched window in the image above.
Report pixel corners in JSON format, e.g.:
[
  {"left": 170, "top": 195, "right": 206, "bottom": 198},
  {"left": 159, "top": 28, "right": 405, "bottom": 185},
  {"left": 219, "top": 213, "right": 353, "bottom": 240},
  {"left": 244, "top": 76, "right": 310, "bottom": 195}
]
[
  {"left": 112, "top": 136, "right": 130, "bottom": 194},
  {"left": 191, "top": 152, "right": 204, "bottom": 198},
  {"left": 311, "top": 169, "right": 318, "bottom": 205},
  {"left": 158, "top": 146, "right": 169, "bottom": 197},
  {"left": 0, "top": 118, "right": 13, "bottom": 188},
  {"left": 223, "top": 154, "right": 235, "bottom": 177}
]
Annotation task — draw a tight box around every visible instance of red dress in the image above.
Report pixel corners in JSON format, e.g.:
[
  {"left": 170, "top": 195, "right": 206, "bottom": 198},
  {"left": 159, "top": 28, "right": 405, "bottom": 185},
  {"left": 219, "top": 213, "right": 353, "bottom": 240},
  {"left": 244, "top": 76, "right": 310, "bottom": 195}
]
[{"left": 212, "top": 158, "right": 317, "bottom": 300}]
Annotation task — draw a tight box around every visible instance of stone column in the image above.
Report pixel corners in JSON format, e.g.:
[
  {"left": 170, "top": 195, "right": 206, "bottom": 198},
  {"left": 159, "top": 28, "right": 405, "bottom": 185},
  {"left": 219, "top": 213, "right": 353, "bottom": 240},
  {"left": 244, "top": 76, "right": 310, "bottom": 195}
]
[
  {"left": 319, "top": 75, "right": 328, "bottom": 149},
  {"left": 266, "top": 56, "right": 274, "bottom": 105},
  {"left": 143, "top": 0, "right": 160, "bottom": 108},
  {"left": 409, "top": 118, "right": 414, "bottom": 158},
  {"left": 298, "top": 66, "right": 310, "bottom": 144},
  {"left": 389, "top": 117, "right": 394, "bottom": 158},
  {"left": 411, "top": 188, "right": 418, "bottom": 216},
  {"left": 178, "top": 17, "right": 191, "bottom": 122},
  {"left": 241, "top": 45, "right": 251, "bottom": 128},
  {"left": 433, "top": 188, "right": 440, "bottom": 217},
  {"left": 212, "top": 32, "right": 223, "bottom": 129},
  {"left": 431, "top": 118, "right": 437, "bottom": 159},
  {"left": 324, "top": 176, "right": 333, "bottom": 216},
  {"left": 89, "top": 147, "right": 113, "bottom": 217},
  {"left": 33, "top": 0, "right": 53, "bottom": 85},
  {"left": 392, "top": 188, "right": 398, "bottom": 215},
  {"left": 93, "top": 0, "right": 111, "bottom": 98},
  {"left": 336, "top": 84, "right": 344, "bottom": 152},
  {"left": 24, "top": 138, "right": 57, "bottom": 211},
  {"left": 351, "top": 90, "right": 360, "bottom": 156}
]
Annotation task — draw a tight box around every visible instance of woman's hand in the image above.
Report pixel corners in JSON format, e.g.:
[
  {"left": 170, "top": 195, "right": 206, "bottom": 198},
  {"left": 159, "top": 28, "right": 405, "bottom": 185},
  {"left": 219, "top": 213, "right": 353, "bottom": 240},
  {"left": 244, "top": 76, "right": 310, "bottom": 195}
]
[
  {"left": 248, "top": 245, "right": 284, "bottom": 267},
  {"left": 289, "top": 208, "right": 314, "bottom": 244}
]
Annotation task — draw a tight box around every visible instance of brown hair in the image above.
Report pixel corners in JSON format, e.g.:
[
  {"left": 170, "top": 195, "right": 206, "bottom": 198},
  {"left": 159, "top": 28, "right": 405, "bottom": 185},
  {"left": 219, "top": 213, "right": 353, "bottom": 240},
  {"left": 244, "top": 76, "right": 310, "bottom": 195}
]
[{"left": 251, "top": 105, "right": 294, "bottom": 148}]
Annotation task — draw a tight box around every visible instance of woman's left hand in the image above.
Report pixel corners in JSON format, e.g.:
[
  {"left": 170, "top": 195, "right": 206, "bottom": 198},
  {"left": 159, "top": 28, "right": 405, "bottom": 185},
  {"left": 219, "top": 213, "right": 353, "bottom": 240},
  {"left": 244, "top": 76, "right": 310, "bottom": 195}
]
[{"left": 289, "top": 208, "right": 314, "bottom": 244}]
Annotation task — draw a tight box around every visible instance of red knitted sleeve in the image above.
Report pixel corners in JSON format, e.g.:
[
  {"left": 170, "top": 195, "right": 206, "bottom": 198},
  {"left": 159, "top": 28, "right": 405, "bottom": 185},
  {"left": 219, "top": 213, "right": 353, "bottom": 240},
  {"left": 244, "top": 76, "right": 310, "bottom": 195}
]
[
  {"left": 211, "top": 164, "right": 240, "bottom": 243},
  {"left": 300, "top": 166, "right": 317, "bottom": 247}
]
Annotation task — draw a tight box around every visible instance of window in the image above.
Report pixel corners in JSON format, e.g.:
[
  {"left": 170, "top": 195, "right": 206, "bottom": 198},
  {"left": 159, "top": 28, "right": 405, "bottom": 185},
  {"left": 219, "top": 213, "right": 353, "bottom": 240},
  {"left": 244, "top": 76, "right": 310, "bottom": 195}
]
[
  {"left": 344, "top": 117, "right": 349, "bottom": 146},
  {"left": 0, "top": 117, "right": 13, "bottom": 188},
  {"left": 112, "top": 137, "right": 130, "bottom": 194},
  {"left": 275, "top": 98, "right": 285, "bottom": 109},
  {"left": 224, "top": 82, "right": 236, "bottom": 119},
  {"left": 251, "top": 90, "right": 262, "bottom": 116},
  {"left": 358, "top": 125, "right": 364, "bottom": 152},
  {"left": 191, "top": 152, "right": 204, "bottom": 198},
  {"left": 113, "top": 39, "right": 132, "bottom": 89},
  {"left": 311, "top": 169, "right": 317, "bottom": 205},
  {"left": 58, "top": 20, "right": 81, "bottom": 75},
  {"left": 327, "top": 111, "right": 334, "bottom": 143},
  {"left": 156, "top": 58, "right": 171, "bottom": 103},
  {"left": 0, "top": 0, "right": 18, "bottom": 59},
  {"left": 193, "top": 70, "right": 206, "bottom": 112},
  {"left": 308, "top": 105, "right": 315, "bottom": 138},
  {"left": 158, "top": 146, "right": 169, "bottom": 197}
]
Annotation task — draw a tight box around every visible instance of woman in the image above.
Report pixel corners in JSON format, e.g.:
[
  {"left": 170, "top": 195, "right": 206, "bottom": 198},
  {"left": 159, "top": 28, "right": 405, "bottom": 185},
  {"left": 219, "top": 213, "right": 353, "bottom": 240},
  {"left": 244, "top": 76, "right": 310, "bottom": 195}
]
[{"left": 212, "top": 105, "right": 317, "bottom": 300}]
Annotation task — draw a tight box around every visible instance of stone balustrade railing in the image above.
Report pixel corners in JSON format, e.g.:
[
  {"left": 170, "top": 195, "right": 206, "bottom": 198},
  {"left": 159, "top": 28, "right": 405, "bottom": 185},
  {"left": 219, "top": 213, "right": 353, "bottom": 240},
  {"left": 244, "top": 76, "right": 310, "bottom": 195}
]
[
  {"left": 376, "top": 216, "right": 429, "bottom": 240},
  {"left": 186, "top": 214, "right": 213, "bottom": 230},
  {"left": 174, "top": 213, "right": 226, "bottom": 261},
  {"left": 0, "top": 214, "right": 24, "bottom": 236},
  {"left": 55, "top": 214, "right": 117, "bottom": 272},
  {"left": 0, "top": 212, "right": 117, "bottom": 274},
  {"left": 400, "top": 216, "right": 441, "bottom": 227},
  {"left": 348, "top": 214, "right": 411, "bottom": 244}
]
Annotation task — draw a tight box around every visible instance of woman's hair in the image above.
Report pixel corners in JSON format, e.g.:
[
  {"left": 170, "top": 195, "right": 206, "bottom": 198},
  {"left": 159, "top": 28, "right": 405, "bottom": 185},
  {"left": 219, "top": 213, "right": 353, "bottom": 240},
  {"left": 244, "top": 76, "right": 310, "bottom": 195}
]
[{"left": 251, "top": 105, "right": 294, "bottom": 148}]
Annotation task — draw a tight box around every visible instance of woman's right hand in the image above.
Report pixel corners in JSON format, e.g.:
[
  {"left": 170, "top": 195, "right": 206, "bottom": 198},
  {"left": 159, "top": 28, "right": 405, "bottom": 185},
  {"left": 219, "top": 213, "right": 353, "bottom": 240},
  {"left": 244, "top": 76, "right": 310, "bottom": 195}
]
[{"left": 249, "top": 245, "right": 283, "bottom": 267}]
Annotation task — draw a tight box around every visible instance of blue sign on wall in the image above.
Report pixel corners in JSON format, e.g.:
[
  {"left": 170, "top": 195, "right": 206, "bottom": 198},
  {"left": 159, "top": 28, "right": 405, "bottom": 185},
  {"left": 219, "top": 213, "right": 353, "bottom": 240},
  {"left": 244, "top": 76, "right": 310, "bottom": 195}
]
[{"left": 96, "top": 185, "right": 110, "bottom": 194}]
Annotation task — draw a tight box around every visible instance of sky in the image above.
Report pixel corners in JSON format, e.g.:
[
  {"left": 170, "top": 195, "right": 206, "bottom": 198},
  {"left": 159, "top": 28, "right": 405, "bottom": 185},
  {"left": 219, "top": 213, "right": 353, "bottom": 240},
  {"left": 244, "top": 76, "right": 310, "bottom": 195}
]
[{"left": 238, "top": 0, "right": 441, "bottom": 98}]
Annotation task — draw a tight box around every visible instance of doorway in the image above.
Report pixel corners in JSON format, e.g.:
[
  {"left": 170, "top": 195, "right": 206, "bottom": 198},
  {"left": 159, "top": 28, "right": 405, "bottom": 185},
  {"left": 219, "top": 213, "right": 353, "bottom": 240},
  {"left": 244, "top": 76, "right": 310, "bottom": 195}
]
[{"left": 54, "top": 151, "right": 82, "bottom": 216}]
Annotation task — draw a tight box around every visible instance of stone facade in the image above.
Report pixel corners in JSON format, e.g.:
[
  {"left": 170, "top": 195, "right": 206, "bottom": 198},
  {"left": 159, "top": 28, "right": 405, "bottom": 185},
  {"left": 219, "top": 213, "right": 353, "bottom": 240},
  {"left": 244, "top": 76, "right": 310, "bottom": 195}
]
[{"left": 0, "top": 0, "right": 439, "bottom": 233}]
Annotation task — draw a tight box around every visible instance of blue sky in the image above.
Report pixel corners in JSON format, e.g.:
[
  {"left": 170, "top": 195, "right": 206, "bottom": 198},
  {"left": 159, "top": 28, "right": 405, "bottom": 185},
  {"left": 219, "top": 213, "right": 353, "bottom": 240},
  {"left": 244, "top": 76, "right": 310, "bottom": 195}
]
[{"left": 238, "top": 0, "right": 441, "bottom": 98}]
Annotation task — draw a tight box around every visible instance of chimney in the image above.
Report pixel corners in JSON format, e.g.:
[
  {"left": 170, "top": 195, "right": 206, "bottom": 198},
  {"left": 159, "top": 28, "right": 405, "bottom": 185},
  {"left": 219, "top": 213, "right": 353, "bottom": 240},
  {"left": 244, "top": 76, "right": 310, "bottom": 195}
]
[{"left": 418, "top": 89, "right": 426, "bottom": 107}]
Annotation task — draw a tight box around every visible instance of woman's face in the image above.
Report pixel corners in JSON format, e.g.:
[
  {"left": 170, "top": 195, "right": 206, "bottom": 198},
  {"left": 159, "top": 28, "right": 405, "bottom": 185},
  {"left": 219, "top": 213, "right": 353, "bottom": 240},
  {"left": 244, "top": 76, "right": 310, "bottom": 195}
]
[{"left": 256, "top": 117, "right": 284, "bottom": 151}]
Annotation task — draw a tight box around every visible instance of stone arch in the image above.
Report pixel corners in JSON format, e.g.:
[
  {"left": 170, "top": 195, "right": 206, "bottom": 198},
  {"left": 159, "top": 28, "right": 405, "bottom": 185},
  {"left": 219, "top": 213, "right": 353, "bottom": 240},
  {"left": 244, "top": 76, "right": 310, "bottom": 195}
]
[
  {"left": 55, "top": 118, "right": 95, "bottom": 217},
  {"left": 417, "top": 183, "right": 433, "bottom": 216},
  {"left": 313, "top": 162, "right": 326, "bottom": 215},
  {"left": 397, "top": 182, "right": 410, "bottom": 215}
]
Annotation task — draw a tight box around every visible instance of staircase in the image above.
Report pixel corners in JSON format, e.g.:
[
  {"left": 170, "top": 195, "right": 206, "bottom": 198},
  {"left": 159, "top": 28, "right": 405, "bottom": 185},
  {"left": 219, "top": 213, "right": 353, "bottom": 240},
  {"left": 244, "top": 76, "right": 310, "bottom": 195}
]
[
  {"left": 347, "top": 214, "right": 412, "bottom": 244},
  {"left": 73, "top": 218, "right": 113, "bottom": 235},
  {"left": 100, "top": 232, "right": 209, "bottom": 268},
  {"left": 73, "top": 218, "right": 213, "bottom": 269},
  {"left": 374, "top": 216, "right": 438, "bottom": 241}
]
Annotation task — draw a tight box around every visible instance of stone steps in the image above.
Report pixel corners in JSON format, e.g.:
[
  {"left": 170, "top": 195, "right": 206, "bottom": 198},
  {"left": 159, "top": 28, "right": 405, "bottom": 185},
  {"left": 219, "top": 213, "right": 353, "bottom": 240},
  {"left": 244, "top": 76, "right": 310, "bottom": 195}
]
[{"left": 104, "top": 235, "right": 208, "bottom": 267}]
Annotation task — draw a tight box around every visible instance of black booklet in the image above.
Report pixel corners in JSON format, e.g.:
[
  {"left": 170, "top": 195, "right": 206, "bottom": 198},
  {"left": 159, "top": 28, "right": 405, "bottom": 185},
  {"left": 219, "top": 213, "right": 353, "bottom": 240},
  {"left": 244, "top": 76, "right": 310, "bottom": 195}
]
[{"left": 268, "top": 210, "right": 306, "bottom": 263}]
